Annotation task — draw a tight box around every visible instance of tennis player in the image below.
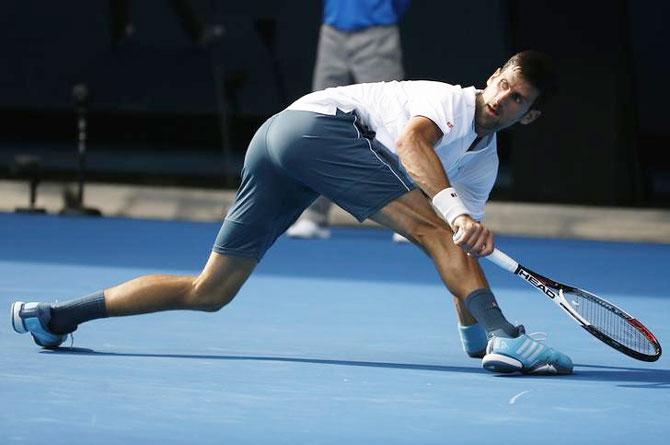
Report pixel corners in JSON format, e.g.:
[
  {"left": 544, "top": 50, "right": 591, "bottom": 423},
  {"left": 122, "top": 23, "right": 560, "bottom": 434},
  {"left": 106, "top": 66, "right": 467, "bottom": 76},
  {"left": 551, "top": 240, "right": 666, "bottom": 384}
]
[{"left": 12, "top": 50, "right": 573, "bottom": 375}]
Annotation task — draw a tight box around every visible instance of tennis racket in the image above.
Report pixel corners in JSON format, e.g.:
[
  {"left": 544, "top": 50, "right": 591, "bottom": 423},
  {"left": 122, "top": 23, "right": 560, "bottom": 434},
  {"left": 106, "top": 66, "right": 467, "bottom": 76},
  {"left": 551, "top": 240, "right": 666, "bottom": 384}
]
[{"left": 485, "top": 248, "right": 662, "bottom": 362}]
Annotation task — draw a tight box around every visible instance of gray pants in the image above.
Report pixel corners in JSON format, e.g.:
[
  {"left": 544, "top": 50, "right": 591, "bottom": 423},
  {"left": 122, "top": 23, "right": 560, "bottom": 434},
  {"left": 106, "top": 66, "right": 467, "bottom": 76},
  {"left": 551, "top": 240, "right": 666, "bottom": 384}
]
[{"left": 301, "top": 24, "right": 405, "bottom": 225}]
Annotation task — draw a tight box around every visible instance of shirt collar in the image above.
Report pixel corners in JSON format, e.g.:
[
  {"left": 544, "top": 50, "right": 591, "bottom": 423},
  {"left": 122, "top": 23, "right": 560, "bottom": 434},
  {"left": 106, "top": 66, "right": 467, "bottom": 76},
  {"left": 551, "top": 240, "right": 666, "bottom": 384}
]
[{"left": 466, "top": 87, "right": 495, "bottom": 151}]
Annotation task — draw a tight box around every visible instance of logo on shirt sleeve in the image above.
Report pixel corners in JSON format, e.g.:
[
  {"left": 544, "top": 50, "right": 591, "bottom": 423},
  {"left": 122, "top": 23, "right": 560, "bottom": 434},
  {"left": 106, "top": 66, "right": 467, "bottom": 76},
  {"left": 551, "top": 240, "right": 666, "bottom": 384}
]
[{"left": 446, "top": 121, "right": 454, "bottom": 129}]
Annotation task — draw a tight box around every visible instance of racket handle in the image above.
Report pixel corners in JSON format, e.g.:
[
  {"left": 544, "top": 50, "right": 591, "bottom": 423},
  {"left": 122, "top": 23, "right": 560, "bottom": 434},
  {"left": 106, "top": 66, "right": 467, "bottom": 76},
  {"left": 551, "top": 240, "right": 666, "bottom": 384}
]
[{"left": 486, "top": 248, "right": 519, "bottom": 273}]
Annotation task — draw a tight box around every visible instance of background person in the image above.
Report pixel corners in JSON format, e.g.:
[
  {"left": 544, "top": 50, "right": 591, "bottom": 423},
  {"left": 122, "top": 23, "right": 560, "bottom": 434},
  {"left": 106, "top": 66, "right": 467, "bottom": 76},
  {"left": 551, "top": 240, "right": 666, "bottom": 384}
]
[{"left": 287, "top": 0, "right": 410, "bottom": 239}]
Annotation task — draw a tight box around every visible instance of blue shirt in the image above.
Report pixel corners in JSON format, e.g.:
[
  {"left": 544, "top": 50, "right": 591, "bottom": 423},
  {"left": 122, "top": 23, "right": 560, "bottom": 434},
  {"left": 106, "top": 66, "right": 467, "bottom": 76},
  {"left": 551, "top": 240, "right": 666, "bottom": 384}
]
[{"left": 323, "top": 0, "right": 411, "bottom": 31}]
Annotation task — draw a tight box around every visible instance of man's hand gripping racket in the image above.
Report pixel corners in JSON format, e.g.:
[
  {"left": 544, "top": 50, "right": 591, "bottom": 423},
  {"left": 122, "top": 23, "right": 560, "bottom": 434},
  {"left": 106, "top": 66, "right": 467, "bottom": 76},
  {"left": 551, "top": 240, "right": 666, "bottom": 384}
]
[{"left": 483, "top": 247, "right": 662, "bottom": 362}]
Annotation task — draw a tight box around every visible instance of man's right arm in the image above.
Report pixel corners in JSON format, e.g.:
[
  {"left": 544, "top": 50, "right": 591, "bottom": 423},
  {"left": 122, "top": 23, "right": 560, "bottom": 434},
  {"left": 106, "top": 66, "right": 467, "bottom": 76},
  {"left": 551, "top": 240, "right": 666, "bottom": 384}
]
[
  {"left": 395, "top": 116, "right": 448, "bottom": 198},
  {"left": 395, "top": 116, "right": 495, "bottom": 256}
]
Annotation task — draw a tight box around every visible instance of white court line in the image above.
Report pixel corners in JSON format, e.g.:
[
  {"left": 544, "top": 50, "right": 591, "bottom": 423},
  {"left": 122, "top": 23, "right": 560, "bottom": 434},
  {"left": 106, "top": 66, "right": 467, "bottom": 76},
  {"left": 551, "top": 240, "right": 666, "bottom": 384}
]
[{"left": 509, "top": 390, "right": 531, "bottom": 405}]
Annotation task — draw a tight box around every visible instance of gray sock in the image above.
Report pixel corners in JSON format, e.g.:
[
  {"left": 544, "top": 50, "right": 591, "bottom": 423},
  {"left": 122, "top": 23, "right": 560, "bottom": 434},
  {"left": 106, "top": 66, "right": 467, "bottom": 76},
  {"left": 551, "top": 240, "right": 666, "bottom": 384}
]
[
  {"left": 464, "top": 288, "right": 518, "bottom": 338},
  {"left": 49, "top": 290, "right": 108, "bottom": 335}
]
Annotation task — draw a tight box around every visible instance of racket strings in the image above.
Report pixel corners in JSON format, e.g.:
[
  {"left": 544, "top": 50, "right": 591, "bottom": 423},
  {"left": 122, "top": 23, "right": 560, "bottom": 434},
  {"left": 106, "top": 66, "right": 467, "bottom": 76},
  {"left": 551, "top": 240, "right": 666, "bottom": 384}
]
[{"left": 568, "top": 290, "right": 656, "bottom": 355}]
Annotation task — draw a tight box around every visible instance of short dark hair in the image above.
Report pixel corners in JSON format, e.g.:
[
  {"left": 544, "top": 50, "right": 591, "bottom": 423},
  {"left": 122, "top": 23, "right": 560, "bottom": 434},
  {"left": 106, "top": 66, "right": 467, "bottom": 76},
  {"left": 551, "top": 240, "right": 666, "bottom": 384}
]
[{"left": 501, "top": 50, "right": 557, "bottom": 110}]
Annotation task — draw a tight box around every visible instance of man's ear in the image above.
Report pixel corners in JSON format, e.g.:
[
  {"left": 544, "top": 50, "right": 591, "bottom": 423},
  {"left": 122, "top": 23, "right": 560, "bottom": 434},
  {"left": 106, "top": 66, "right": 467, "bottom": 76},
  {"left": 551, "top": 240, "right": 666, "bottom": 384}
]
[
  {"left": 520, "top": 109, "right": 541, "bottom": 125},
  {"left": 486, "top": 67, "right": 502, "bottom": 86}
]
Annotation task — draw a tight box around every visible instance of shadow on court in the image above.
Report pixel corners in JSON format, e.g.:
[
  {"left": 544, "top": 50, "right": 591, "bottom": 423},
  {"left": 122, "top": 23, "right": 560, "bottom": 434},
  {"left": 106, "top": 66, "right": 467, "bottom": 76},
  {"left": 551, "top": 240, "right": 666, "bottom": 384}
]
[
  {"left": 490, "top": 362, "right": 670, "bottom": 387},
  {"left": 44, "top": 347, "right": 486, "bottom": 375},
  {"left": 571, "top": 363, "right": 670, "bottom": 388},
  {"left": 43, "top": 348, "right": 670, "bottom": 387}
]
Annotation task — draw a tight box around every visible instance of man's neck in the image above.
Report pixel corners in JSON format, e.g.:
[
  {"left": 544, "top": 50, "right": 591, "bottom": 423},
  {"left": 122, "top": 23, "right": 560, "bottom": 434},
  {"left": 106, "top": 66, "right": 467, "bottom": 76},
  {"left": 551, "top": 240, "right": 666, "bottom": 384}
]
[{"left": 473, "top": 92, "right": 494, "bottom": 137}]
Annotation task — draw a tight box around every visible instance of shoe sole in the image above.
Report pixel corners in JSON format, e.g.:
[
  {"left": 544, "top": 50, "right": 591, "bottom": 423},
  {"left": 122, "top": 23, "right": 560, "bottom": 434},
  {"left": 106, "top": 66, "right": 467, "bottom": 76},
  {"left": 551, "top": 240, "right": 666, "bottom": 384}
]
[
  {"left": 11, "top": 301, "right": 27, "bottom": 334},
  {"left": 482, "top": 353, "right": 523, "bottom": 373},
  {"left": 483, "top": 353, "right": 572, "bottom": 375}
]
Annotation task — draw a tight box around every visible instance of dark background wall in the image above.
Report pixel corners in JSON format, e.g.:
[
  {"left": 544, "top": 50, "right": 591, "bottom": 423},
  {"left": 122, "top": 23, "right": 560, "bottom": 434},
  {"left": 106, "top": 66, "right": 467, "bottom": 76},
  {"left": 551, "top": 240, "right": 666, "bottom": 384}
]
[{"left": 1, "top": 0, "right": 668, "bottom": 206}]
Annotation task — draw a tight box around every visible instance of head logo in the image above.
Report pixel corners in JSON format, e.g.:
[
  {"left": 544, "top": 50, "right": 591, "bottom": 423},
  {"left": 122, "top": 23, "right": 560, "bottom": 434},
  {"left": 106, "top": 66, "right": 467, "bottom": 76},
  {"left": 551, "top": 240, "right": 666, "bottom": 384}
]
[{"left": 516, "top": 269, "right": 557, "bottom": 299}]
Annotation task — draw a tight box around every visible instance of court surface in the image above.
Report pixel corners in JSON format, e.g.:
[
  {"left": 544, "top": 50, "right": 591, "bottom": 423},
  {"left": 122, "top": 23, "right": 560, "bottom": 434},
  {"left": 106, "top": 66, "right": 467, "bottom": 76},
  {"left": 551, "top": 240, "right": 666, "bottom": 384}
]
[{"left": 1, "top": 212, "right": 669, "bottom": 444}]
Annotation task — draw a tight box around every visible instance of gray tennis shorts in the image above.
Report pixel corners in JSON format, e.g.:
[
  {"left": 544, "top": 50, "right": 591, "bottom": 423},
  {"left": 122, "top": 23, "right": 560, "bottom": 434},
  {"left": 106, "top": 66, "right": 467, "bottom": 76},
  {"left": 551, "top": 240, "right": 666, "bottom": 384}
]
[{"left": 213, "top": 109, "right": 416, "bottom": 260}]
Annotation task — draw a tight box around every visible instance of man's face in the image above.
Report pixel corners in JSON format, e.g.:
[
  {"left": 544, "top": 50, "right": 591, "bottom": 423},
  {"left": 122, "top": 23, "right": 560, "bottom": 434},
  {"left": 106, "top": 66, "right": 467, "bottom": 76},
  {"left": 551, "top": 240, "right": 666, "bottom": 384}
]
[{"left": 474, "top": 66, "right": 541, "bottom": 136}]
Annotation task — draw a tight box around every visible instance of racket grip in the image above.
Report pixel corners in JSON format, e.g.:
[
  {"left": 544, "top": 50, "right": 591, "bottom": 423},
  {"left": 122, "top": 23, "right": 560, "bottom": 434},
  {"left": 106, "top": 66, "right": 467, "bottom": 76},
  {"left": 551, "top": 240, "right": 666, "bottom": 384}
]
[{"left": 485, "top": 248, "right": 519, "bottom": 273}]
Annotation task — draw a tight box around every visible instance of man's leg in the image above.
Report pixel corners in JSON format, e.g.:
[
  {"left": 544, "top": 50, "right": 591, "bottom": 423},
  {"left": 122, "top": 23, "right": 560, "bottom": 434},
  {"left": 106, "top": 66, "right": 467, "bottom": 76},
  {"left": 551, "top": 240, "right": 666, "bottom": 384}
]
[
  {"left": 369, "top": 190, "right": 503, "bottom": 357},
  {"left": 12, "top": 252, "right": 256, "bottom": 348},
  {"left": 369, "top": 190, "right": 573, "bottom": 374},
  {"left": 13, "top": 109, "right": 324, "bottom": 348},
  {"left": 104, "top": 252, "right": 255, "bottom": 316},
  {"left": 369, "top": 190, "right": 501, "bottom": 328}
]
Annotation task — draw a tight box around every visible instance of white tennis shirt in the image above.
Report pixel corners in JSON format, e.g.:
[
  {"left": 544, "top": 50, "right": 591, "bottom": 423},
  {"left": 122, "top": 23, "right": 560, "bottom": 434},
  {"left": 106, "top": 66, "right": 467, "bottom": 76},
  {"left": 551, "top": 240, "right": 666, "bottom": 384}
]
[{"left": 287, "top": 80, "right": 498, "bottom": 220}]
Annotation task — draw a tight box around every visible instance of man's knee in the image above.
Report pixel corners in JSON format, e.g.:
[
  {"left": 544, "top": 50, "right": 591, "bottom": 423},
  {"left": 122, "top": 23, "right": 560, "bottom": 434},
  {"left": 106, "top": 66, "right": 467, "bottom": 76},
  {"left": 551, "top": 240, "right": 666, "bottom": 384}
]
[
  {"left": 409, "top": 220, "right": 484, "bottom": 293},
  {"left": 184, "top": 252, "right": 255, "bottom": 312},
  {"left": 187, "top": 276, "right": 241, "bottom": 312},
  {"left": 409, "top": 220, "right": 453, "bottom": 253}
]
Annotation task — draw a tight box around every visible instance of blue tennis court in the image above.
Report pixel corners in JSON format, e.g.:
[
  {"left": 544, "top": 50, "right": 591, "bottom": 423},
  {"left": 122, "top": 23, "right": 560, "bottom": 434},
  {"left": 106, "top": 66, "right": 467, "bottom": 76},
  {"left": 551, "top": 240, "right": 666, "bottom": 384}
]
[{"left": 1, "top": 212, "right": 669, "bottom": 444}]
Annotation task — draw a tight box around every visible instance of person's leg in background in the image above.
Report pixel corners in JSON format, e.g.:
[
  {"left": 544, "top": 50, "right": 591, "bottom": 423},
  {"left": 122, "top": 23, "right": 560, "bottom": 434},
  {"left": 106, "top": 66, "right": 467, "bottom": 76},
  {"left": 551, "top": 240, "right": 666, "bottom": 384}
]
[
  {"left": 288, "top": 24, "right": 406, "bottom": 239},
  {"left": 347, "top": 24, "right": 410, "bottom": 243},
  {"left": 311, "top": 24, "right": 353, "bottom": 91},
  {"left": 287, "top": 24, "right": 352, "bottom": 239},
  {"left": 348, "top": 25, "right": 404, "bottom": 84}
]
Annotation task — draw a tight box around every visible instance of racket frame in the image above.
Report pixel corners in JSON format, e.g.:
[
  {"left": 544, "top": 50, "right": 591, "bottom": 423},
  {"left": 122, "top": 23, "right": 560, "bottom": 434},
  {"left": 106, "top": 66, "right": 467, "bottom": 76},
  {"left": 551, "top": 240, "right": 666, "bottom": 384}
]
[{"left": 486, "top": 249, "right": 662, "bottom": 362}]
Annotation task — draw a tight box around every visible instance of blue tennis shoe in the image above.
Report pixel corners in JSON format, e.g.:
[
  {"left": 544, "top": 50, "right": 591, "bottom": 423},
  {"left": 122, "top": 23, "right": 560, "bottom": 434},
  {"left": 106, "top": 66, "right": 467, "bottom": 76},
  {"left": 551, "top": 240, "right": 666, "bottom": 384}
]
[
  {"left": 482, "top": 328, "right": 573, "bottom": 375},
  {"left": 11, "top": 301, "right": 68, "bottom": 349}
]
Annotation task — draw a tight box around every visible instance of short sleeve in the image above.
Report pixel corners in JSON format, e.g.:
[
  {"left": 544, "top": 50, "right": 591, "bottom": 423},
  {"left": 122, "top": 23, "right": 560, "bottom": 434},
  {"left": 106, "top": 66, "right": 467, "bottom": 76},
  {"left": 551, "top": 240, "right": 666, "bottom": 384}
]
[{"left": 406, "top": 82, "right": 467, "bottom": 145}]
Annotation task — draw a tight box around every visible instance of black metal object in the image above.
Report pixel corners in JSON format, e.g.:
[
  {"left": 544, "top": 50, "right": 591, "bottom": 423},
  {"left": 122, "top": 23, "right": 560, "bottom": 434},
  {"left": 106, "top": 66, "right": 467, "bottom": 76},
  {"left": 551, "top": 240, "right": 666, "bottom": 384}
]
[
  {"left": 60, "top": 83, "right": 102, "bottom": 216},
  {"left": 254, "top": 18, "right": 288, "bottom": 106},
  {"left": 12, "top": 154, "right": 47, "bottom": 214},
  {"left": 205, "top": 0, "right": 235, "bottom": 187}
]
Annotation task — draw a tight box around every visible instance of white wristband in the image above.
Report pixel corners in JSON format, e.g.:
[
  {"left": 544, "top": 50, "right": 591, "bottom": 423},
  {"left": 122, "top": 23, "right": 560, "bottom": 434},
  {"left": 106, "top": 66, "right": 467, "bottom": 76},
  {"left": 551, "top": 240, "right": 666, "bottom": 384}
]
[{"left": 431, "top": 187, "right": 469, "bottom": 226}]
